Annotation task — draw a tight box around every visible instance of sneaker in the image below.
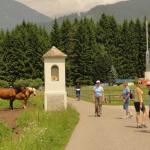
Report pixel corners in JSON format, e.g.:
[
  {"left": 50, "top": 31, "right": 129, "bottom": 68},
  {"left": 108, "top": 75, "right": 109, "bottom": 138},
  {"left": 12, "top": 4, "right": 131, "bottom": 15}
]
[
  {"left": 123, "top": 115, "right": 129, "bottom": 119},
  {"left": 137, "top": 125, "right": 143, "bottom": 128},
  {"left": 128, "top": 114, "right": 133, "bottom": 119},
  {"left": 141, "top": 124, "right": 147, "bottom": 128},
  {"left": 97, "top": 114, "right": 101, "bottom": 117}
]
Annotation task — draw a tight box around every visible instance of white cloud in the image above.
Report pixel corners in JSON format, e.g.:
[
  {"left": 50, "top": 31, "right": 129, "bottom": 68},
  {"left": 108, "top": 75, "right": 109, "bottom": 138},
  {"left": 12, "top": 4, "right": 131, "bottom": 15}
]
[{"left": 15, "top": 0, "right": 126, "bottom": 18}]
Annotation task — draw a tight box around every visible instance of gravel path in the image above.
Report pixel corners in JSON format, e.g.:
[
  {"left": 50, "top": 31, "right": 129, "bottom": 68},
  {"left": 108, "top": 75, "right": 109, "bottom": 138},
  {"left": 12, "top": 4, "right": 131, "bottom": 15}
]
[{"left": 65, "top": 98, "right": 150, "bottom": 150}]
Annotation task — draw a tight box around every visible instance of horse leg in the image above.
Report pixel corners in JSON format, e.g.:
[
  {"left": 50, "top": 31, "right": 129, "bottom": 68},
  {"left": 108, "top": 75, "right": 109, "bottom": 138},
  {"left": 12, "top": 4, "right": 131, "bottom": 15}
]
[
  {"left": 23, "top": 99, "right": 27, "bottom": 109},
  {"left": 9, "top": 98, "right": 15, "bottom": 110}
]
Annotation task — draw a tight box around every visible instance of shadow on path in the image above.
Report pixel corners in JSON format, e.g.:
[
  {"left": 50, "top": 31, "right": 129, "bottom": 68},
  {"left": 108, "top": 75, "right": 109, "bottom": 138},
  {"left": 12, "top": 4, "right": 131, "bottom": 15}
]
[
  {"left": 136, "top": 130, "right": 150, "bottom": 134},
  {"left": 125, "top": 125, "right": 137, "bottom": 129}
]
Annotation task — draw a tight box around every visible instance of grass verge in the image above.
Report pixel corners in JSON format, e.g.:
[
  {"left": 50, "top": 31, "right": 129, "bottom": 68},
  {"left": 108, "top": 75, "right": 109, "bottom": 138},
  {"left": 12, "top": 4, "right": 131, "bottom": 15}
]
[{"left": 0, "top": 91, "right": 79, "bottom": 150}]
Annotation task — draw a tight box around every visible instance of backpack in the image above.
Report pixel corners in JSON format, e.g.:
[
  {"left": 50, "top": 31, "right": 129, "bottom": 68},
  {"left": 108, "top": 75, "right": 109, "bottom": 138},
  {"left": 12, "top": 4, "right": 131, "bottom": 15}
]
[{"left": 130, "top": 90, "right": 134, "bottom": 99}]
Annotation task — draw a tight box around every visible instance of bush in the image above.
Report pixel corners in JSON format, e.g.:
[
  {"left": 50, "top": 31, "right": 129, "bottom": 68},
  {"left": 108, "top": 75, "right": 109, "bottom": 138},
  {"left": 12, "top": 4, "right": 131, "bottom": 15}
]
[
  {"left": 14, "top": 79, "right": 29, "bottom": 87},
  {"left": 14, "top": 78, "right": 43, "bottom": 88},
  {"left": 28, "top": 78, "right": 44, "bottom": 89},
  {"left": 0, "top": 80, "right": 9, "bottom": 87}
]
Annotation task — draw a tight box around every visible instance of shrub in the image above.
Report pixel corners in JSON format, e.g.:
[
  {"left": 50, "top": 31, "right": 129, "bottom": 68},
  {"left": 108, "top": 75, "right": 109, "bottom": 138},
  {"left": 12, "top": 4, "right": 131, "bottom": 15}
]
[
  {"left": 0, "top": 80, "right": 9, "bottom": 87},
  {"left": 14, "top": 79, "right": 29, "bottom": 87},
  {"left": 28, "top": 78, "right": 44, "bottom": 89},
  {"left": 14, "top": 78, "right": 43, "bottom": 88}
]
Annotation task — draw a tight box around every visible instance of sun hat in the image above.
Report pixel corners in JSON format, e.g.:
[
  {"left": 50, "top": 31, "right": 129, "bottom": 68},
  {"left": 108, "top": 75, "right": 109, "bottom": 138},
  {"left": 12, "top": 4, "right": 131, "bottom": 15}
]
[{"left": 96, "top": 80, "right": 100, "bottom": 83}]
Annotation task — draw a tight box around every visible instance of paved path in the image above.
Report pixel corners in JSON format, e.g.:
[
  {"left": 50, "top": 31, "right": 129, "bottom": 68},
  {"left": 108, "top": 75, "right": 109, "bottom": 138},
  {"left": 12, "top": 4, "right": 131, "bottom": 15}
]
[{"left": 65, "top": 99, "right": 150, "bottom": 150}]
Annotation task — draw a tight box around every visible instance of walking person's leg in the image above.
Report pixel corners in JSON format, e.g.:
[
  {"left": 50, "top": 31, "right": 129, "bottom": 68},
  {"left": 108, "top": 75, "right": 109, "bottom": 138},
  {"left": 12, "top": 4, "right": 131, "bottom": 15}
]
[
  {"left": 123, "top": 102, "right": 129, "bottom": 118},
  {"left": 76, "top": 91, "right": 80, "bottom": 101},
  {"left": 136, "top": 112, "right": 141, "bottom": 127},
  {"left": 78, "top": 91, "right": 80, "bottom": 101},
  {"left": 99, "top": 96, "right": 103, "bottom": 116},
  {"left": 149, "top": 106, "right": 150, "bottom": 119},
  {"left": 127, "top": 104, "right": 132, "bottom": 118},
  {"left": 134, "top": 102, "right": 142, "bottom": 128},
  {"left": 95, "top": 97, "right": 98, "bottom": 117},
  {"left": 141, "top": 103, "right": 147, "bottom": 127},
  {"left": 97, "top": 97, "right": 101, "bottom": 117}
]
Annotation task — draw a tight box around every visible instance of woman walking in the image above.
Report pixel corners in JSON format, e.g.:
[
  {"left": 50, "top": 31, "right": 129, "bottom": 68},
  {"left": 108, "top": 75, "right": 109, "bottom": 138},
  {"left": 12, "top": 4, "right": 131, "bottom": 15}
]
[
  {"left": 122, "top": 82, "right": 132, "bottom": 119},
  {"left": 134, "top": 81, "right": 147, "bottom": 128},
  {"left": 93, "top": 80, "right": 104, "bottom": 117}
]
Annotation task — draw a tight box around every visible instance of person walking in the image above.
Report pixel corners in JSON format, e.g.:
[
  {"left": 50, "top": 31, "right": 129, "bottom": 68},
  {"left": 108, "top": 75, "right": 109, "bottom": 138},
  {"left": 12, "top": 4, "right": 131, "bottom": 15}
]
[
  {"left": 75, "top": 83, "right": 81, "bottom": 101},
  {"left": 134, "top": 81, "right": 147, "bottom": 128},
  {"left": 122, "top": 82, "right": 132, "bottom": 119},
  {"left": 93, "top": 80, "right": 104, "bottom": 117}
]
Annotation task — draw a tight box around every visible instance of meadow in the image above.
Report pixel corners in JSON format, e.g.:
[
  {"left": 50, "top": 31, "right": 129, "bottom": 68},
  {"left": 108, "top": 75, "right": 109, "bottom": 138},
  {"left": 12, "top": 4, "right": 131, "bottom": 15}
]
[{"left": 0, "top": 91, "right": 79, "bottom": 150}]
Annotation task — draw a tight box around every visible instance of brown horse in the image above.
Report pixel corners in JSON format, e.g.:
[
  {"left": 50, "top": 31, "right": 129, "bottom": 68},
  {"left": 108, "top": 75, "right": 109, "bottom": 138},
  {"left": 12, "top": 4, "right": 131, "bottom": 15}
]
[
  {"left": 0, "top": 87, "right": 25, "bottom": 109},
  {"left": 15, "top": 87, "right": 36, "bottom": 108}
]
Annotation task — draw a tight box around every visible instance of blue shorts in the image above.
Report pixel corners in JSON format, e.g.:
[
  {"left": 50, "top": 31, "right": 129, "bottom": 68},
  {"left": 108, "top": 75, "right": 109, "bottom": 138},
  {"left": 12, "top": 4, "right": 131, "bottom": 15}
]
[{"left": 123, "top": 101, "right": 129, "bottom": 110}]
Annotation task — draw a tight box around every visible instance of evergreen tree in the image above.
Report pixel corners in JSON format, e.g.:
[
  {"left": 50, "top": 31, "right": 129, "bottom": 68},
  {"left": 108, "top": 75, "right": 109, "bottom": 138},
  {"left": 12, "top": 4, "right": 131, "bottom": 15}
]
[
  {"left": 50, "top": 19, "right": 61, "bottom": 47},
  {"left": 72, "top": 18, "right": 96, "bottom": 85},
  {"left": 93, "top": 45, "right": 112, "bottom": 82}
]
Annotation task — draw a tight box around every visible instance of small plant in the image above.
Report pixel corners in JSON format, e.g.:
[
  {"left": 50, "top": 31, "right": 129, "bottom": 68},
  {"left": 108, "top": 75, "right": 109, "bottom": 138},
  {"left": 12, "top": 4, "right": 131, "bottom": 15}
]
[{"left": 0, "top": 80, "right": 9, "bottom": 87}]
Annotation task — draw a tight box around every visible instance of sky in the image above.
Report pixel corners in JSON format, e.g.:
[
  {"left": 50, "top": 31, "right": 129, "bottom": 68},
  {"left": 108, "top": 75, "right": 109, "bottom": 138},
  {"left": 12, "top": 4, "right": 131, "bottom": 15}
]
[{"left": 16, "top": 0, "right": 126, "bottom": 18}]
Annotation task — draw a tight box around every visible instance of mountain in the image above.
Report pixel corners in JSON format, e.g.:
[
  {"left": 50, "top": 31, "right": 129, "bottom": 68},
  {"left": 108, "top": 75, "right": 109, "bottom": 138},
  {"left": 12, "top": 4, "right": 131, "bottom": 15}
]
[
  {"left": 0, "top": 0, "right": 52, "bottom": 30},
  {"left": 56, "top": 0, "right": 150, "bottom": 23},
  {"left": 1, "top": 0, "right": 150, "bottom": 30},
  {"left": 82, "top": 0, "right": 150, "bottom": 21}
]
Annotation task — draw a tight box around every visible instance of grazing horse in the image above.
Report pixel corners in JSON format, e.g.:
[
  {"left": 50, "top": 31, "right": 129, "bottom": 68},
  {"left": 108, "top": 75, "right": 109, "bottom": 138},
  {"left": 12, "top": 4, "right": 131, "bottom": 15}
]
[
  {"left": 15, "top": 87, "right": 36, "bottom": 108},
  {"left": 0, "top": 87, "right": 25, "bottom": 109}
]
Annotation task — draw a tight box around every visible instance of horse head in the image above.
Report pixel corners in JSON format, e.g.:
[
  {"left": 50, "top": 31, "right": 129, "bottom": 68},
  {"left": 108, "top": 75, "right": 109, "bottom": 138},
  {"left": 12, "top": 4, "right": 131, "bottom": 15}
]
[{"left": 26, "top": 87, "right": 36, "bottom": 97}]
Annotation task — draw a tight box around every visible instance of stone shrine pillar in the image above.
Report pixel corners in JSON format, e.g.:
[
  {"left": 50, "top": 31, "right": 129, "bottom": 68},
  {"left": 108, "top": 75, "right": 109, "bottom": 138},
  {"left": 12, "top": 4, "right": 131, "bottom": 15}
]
[{"left": 43, "top": 46, "right": 67, "bottom": 111}]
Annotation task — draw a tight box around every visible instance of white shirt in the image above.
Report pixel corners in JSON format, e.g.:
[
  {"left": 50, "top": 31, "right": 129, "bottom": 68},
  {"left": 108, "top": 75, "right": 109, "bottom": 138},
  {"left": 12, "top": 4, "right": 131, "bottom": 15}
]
[{"left": 94, "top": 85, "right": 104, "bottom": 97}]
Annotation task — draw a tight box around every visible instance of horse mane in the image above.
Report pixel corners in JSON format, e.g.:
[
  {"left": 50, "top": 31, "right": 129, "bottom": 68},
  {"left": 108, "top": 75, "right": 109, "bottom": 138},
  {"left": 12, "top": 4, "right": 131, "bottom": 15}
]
[{"left": 13, "top": 87, "right": 25, "bottom": 94}]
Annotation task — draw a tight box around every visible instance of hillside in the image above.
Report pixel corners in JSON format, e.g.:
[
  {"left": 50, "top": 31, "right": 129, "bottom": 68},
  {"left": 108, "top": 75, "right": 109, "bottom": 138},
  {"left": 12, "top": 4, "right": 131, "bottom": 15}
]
[
  {"left": 0, "top": 0, "right": 51, "bottom": 30},
  {"left": 83, "top": 0, "right": 150, "bottom": 21},
  {"left": 56, "top": 0, "right": 150, "bottom": 23}
]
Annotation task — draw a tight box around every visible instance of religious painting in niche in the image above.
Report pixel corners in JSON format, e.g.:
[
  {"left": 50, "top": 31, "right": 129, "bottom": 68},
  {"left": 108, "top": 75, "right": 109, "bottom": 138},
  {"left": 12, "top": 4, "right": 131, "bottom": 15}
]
[{"left": 51, "top": 65, "right": 59, "bottom": 81}]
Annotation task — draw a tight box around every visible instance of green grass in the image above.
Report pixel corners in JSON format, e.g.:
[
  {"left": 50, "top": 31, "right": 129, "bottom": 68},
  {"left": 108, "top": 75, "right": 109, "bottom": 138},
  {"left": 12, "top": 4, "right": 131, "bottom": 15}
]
[
  {"left": 67, "top": 85, "right": 150, "bottom": 105},
  {"left": 0, "top": 91, "right": 79, "bottom": 150},
  {"left": 0, "top": 99, "right": 22, "bottom": 109},
  {"left": 0, "top": 122, "right": 12, "bottom": 143}
]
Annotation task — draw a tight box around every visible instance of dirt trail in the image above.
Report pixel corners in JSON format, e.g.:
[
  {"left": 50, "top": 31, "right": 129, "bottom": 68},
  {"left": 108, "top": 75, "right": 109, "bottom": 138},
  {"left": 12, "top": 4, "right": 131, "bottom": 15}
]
[{"left": 0, "top": 108, "right": 23, "bottom": 128}]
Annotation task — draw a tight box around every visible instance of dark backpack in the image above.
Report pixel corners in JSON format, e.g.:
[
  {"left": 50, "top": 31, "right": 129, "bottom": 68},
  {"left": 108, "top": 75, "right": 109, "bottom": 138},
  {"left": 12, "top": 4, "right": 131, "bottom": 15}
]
[{"left": 130, "top": 90, "right": 134, "bottom": 99}]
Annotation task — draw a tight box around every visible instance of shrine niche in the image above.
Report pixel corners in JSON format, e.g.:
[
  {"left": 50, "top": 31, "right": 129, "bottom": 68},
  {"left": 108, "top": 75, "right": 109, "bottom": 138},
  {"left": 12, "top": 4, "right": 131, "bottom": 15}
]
[{"left": 51, "top": 65, "right": 59, "bottom": 81}]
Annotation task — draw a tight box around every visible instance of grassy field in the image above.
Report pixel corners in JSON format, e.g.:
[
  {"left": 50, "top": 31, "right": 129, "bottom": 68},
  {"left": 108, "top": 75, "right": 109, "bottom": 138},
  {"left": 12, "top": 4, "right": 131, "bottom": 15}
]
[
  {"left": 67, "top": 85, "right": 149, "bottom": 105},
  {"left": 0, "top": 91, "right": 79, "bottom": 150}
]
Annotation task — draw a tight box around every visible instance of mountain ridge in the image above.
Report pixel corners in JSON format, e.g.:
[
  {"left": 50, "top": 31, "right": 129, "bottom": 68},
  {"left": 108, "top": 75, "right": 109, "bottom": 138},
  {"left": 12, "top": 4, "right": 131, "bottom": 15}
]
[
  {"left": 56, "top": 0, "right": 150, "bottom": 23},
  {"left": 82, "top": 0, "right": 150, "bottom": 21},
  {"left": 0, "top": 0, "right": 52, "bottom": 30}
]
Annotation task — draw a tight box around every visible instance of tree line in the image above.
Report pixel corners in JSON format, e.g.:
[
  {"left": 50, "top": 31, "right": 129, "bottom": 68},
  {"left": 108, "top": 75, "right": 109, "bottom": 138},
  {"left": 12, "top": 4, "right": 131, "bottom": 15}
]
[{"left": 0, "top": 14, "right": 148, "bottom": 86}]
